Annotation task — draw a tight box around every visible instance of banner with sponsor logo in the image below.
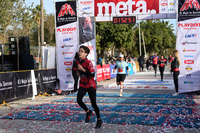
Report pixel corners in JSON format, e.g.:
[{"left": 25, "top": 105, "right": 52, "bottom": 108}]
[
  {"left": 78, "top": 0, "right": 94, "bottom": 17},
  {"left": 0, "top": 73, "right": 15, "bottom": 103},
  {"left": 79, "top": 16, "right": 97, "bottom": 80},
  {"left": 177, "top": 0, "right": 200, "bottom": 93},
  {"left": 95, "top": 0, "right": 176, "bottom": 21},
  {"left": 56, "top": 1, "right": 78, "bottom": 91}
]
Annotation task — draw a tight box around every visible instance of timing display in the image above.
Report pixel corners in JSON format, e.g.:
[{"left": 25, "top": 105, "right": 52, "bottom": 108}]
[{"left": 113, "top": 16, "right": 136, "bottom": 24}]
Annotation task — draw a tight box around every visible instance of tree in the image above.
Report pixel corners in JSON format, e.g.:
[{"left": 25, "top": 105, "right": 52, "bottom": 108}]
[
  {"left": 0, "top": 0, "right": 19, "bottom": 45},
  {"left": 96, "top": 22, "right": 135, "bottom": 62},
  {"left": 44, "top": 13, "right": 55, "bottom": 45},
  {"left": 133, "top": 20, "right": 176, "bottom": 56}
]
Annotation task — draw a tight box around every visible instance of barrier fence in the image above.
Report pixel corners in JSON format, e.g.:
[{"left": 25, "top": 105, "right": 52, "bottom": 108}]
[
  {"left": 0, "top": 63, "right": 137, "bottom": 104},
  {"left": 0, "top": 69, "right": 57, "bottom": 104},
  {"left": 97, "top": 63, "right": 137, "bottom": 82}
]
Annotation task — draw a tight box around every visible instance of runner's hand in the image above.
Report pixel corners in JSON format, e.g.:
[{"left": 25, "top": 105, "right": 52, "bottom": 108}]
[{"left": 78, "top": 64, "right": 85, "bottom": 72}]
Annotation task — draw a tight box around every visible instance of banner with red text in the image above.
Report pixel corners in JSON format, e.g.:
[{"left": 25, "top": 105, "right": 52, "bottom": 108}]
[
  {"left": 95, "top": 0, "right": 176, "bottom": 21},
  {"left": 176, "top": 0, "right": 200, "bottom": 93},
  {"left": 56, "top": 1, "right": 78, "bottom": 91}
]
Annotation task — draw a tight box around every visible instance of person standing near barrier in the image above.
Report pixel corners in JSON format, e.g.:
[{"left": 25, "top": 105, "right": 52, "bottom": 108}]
[
  {"left": 76, "top": 45, "right": 102, "bottom": 129},
  {"left": 170, "top": 50, "right": 180, "bottom": 96},
  {"left": 113, "top": 54, "right": 129, "bottom": 97},
  {"left": 168, "top": 55, "right": 173, "bottom": 69},
  {"left": 138, "top": 55, "right": 145, "bottom": 72},
  {"left": 152, "top": 52, "right": 159, "bottom": 77},
  {"left": 158, "top": 55, "right": 166, "bottom": 81}
]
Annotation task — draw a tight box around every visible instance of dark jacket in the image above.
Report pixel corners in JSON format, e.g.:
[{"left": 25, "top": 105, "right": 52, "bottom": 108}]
[
  {"left": 171, "top": 57, "right": 179, "bottom": 71},
  {"left": 138, "top": 56, "right": 145, "bottom": 65}
]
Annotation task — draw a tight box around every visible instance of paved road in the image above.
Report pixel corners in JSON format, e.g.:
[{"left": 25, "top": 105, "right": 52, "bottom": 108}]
[{"left": 0, "top": 66, "right": 199, "bottom": 133}]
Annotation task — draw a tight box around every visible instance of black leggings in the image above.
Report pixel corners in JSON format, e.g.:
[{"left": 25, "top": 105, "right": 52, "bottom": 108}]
[
  {"left": 77, "top": 87, "right": 100, "bottom": 119},
  {"left": 173, "top": 71, "right": 180, "bottom": 93},
  {"left": 153, "top": 64, "right": 157, "bottom": 74},
  {"left": 159, "top": 66, "right": 165, "bottom": 79},
  {"left": 72, "top": 69, "right": 79, "bottom": 92}
]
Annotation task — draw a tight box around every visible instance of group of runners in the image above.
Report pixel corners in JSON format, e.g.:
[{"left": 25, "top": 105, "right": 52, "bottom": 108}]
[{"left": 71, "top": 45, "right": 180, "bottom": 129}]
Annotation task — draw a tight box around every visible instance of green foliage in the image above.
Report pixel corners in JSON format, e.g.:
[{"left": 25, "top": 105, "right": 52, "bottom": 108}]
[{"left": 96, "top": 22, "right": 135, "bottom": 57}]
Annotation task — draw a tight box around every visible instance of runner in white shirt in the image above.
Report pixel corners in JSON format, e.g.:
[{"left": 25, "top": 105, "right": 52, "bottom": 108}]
[{"left": 113, "top": 54, "right": 129, "bottom": 97}]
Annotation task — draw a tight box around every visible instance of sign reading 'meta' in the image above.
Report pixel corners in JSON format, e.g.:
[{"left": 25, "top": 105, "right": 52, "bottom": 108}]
[{"left": 95, "top": 0, "right": 159, "bottom": 17}]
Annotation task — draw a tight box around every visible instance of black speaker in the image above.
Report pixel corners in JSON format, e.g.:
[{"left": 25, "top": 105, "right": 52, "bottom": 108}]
[
  {"left": 19, "top": 55, "right": 34, "bottom": 70},
  {"left": 19, "top": 36, "right": 30, "bottom": 55},
  {"left": 0, "top": 55, "right": 18, "bottom": 71}
]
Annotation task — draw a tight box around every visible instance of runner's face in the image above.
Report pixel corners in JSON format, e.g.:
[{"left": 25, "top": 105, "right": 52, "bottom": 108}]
[
  {"left": 161, "top": 56, "right": 164, "bottom": 59},
  {"left": 79, "top": 48, "right": 87, "bottom": 60},
  {"left": 119, "top": 57, "right": 123, "bottom": 61}
]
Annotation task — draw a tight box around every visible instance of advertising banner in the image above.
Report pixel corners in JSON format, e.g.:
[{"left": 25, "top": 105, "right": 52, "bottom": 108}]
[
  {"left": 110, "top": 64, "right": 117, "bottom": 79},
  {"left": 177, "top": 0, "right": 200, "bottom": 93},
  {"left": 95, "top": 0, "right": 176, "bottom": 21},
  {"left": 97, "top": 65, "right": 103, "bottom": 82},
  {"left": 78, "top": 0, "right": 94, "bottom": 17},
  {"left": 15, "top": 71, "right": 32, "bottom": 99},
  {"left": 56, "top": 1, "right": 78, "bottom": 91},
  {"left": 79, "top": 16, "right": 97, "bottom": 80},
  {"left": 128, "top": 63, "right": 134, "bottom": 75},
  {"left": 40, "top": 69, "right": 57, "bottom": 93},
  {"left": 103, "top": 64, "right": 111, "bottom": 80},
  {"left": 0, "top": 73, "right": 15, "bottom": 103}
]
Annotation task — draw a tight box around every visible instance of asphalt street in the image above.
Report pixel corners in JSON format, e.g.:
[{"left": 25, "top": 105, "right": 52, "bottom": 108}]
[{"left": 0, "top": 66, "right": 200, "bottom": 133}]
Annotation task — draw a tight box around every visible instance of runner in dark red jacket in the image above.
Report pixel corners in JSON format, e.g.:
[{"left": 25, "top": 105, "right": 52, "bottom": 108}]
[
  {"left": 158, "top": 55, "right": 166, "bottom": 81},
  {"left": 76, "top": 45, "right": 102, "bottom": 129}
]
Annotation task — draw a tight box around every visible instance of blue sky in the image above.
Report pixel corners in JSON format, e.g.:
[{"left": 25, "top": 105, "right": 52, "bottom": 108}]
[{"left": 25, "top": 0, "right": 177, "bottom": 34}]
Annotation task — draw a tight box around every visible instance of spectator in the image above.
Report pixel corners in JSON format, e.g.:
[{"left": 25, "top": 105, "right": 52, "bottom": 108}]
[{"left": 138, "top": 55, "right": 145, "bottom": 72}]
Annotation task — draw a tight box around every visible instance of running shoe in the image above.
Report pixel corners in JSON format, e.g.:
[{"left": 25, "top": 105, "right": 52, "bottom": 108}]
[
  {"left": 95, "top": 119, "right": 103, "bottom": 129},
  {"left": 85, "top": 110, "right": 92, "bottom": 123}
]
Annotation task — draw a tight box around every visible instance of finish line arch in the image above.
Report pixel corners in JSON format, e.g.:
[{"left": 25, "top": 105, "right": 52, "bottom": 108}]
[{"left": 55, "top": 0, "right": 200, "bottom": 93}]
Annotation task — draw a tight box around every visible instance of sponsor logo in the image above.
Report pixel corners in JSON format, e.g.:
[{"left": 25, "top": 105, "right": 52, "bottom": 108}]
[
  {"left": 168, "top": 8, "right": 175, "bottom": 11},
  {"left": 96, "top": 0, "right": 157, "bottom": 17},
  {"left": 66, "top": 68, "right": 72, "bottom": 71},
  {"left": 183, "top": 48, "right": 196, "bottom": 52},
  {"left": 184, "top": 81, "right": 193, "bottom": 84},
  {"left": 161, "top": 8, "right": 166, "bottom": 11},
  {"left": 64, "top": 57, "right": 72, "bottom": 60},
  {"left": 184, "top": 60, "right": 194, "bottom": 64},
  {"left": 161, "top": 3, "right": 167, "bottom": 6},
  {"left": 184, "top": 55, "right": 194, "bottom": 58},
  {"left": 64, "top": 61, "right": 72, "bottom": 66},
  {"left": 66, "top": 74, "right": 71, "bottom": 78},
  {"left": 65, "top": 81, "right": 73, "bottom": 84},
  {"left": 80, "top": 1, "right": 92, "bottom": 5},
  {"left": 178, "top": 23, "right": 200, "bottom": 30},
  {"left": 62, "top": 51, "right": 74, "bottom": 55},
  {"left": 83, "top": 17, "right": 92, "bottom": 29},
  {"left": 180, "top": 0, "right": 200, "bottom": 11},
  {"left": 186, "top": 74, "right": 191, "bottom": 78},
  {"left": 83, "top": 7, "right": 92, "bottom": 10},
  {"left": 63, "top": 37, "right": 73, "bottom": 42},
  {"left": 185, "top": 66, "right": 192, "bottom": 71},
  {"left": 185, "top": 33, "right": 197, "bottom": 38},
  {"left": 169, "top": 2, "right": 174, "bottom": 5},
  {"left": 57, "top": 27, "right": 76, "bottom": 34},
  {"left": 61, "top": 44, "right": 74, "bottom": 48},
  {"left": 58, "top": 4, "right": 75, "bottom": 17},
  {"left": 182, "top": 41, "right": 197, "bottom": 45}
]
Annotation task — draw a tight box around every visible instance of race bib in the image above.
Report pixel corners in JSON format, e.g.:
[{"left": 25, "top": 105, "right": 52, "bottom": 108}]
[{"left": 118, "top": 68, "right": 123, "bottom": 72}]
